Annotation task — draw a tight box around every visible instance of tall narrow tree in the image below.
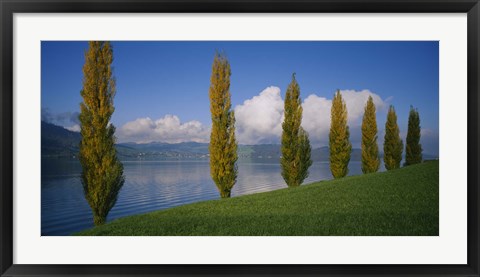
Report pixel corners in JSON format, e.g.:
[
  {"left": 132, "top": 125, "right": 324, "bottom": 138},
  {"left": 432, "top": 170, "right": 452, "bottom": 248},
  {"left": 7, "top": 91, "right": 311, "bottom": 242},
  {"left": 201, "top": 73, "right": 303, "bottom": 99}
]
[
  {"left": 383, "top": 105, "right": 403, "bottom": 170},
  {"left": 361, "top": 96, "right": 380, "bottom": 173},
  {"left": 79, "top": 41, "right": 124, "bottom": 226},
  {"left": 405, "top": 106, "right": 423, "bottom": 166},
  {"left": 281, "top": 74, "right": 312, "bottom": 187},
  {"left": 208, "top": 52, "right": 238, "bottom": 198},
  {"left": 329, "top": 90, "right": 351, "bottom": 178},
  {"left": 297, "top": 127, "right": 313, "bottom": 185}
]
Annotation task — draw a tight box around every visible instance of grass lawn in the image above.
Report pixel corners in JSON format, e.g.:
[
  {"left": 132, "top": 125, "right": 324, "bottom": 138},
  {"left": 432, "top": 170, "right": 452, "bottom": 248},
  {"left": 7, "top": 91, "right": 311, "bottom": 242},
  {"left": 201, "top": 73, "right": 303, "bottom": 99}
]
[{"left": 77, "top": 160, "right": 439, "bottom": 236}]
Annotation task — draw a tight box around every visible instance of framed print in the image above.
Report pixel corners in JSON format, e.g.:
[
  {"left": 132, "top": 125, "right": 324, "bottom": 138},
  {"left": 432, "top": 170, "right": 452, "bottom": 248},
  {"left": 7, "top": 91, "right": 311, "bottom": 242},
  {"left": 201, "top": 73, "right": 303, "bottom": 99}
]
[{"left": 1, "top": 0, "right": 479, "bottom": 276}]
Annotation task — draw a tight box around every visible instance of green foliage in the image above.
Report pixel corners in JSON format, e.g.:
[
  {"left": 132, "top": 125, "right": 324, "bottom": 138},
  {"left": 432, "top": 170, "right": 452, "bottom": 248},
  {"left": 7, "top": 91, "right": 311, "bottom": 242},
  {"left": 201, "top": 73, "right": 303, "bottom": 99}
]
[
  {"left": 78, "top": 161, "right": 439, "bottom": 236},
  {"left": 281, "top": 74, "right": 312, "bottom": 187},
  {"left": 329, "top": 90, "right": 351, "bottom": 178},
  {"left": 298, "top": 127, "right": 313, "bottom": 184},
  {"left": 208, "top": 52, "right": 238, "bottom": 198},
  {"left": 79, "top": 41, "right": 124, "bottom": 226},
  {"left": 383, "top": 105, "right": 403, "bottom": 170},
  {"left": 405, "top": 106, "right": 423, "bottom": 166},
  {"left": 361, "top": 96, "right": 380, "bottom": 173}
]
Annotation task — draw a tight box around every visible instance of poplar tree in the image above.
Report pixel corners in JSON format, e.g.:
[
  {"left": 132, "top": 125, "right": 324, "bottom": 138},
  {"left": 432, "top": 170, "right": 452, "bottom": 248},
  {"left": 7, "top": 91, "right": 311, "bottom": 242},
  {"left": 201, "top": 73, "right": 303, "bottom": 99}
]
[
  {"left": 208, "top": 52, "right": 238, "bottom": 198},
  {"left": 405, "top": 106, "right": 423, "bottom": 166},
  {"left": 281, "top": 74, "right": 312, "bottom": 187},
  {"left": 329, "top": 90, "right": 351, "bottom": 178},
  {"left": 298, "top": 127, "right": 313, "bottom": 185},
  {"left": 383, "top": 105, "right": 403, "bottom": 170},
  {"left": 361, "top": 96, "right": 380, "bottom": 173},
  {"left": 79, "top": 41, "right": 124, "bottom": 226}
]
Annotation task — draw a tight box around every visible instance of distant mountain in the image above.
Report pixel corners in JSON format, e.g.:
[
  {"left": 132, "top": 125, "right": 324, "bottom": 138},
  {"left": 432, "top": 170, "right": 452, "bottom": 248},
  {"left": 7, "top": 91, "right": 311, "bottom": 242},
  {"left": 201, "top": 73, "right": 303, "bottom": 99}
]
[
  {"left": 117, "top": 141, "right": 210, "bottom": 160},
  {"left": 41, "top": 121, "right": 212, "bottom": 159},
  {"left": 41, "top": 121, "right": 438, "bottom": 161},
  {"left": 120, "top": 141, "right": 209, "bottom": 154},
  {"left": 41, "top": 121, "right": 81, "bottom": 158}
]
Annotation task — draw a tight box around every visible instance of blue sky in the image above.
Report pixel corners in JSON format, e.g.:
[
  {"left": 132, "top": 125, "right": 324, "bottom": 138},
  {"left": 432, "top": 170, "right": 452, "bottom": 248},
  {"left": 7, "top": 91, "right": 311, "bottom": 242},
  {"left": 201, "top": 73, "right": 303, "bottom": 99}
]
[{"left": 41, "top": 41, "right": 439, "bottom": 154}]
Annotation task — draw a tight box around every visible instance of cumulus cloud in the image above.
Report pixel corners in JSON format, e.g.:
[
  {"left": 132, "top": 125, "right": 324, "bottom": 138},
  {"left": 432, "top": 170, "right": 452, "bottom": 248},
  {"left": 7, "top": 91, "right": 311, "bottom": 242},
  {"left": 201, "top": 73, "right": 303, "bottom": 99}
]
[
  {"left": 116, "top": 115, "right": 210, "bottom": 144},
  {"left": 113, "top": 88, "right": 388, "bottom": 146},
  {"left": 302, "top": 90, "right": 385, "bottom": 147},
  {"left": 341, "top": 89, "right": 387, "bottom": 125},
  {"left": 234, "top": 86, "right": 284, "bottom": 144},
  {"left": 301, "top": 94, "right": 331, "bottom": 147},
  {"left": 234, "top": 87, "right": 386, "bottom": 147}
]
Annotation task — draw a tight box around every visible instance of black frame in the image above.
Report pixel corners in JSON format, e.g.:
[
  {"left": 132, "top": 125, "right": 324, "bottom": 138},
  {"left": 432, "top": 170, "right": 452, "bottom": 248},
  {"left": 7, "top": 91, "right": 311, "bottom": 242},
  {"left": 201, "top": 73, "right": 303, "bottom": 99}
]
[{"left": 1, "top": 0, "right": 479, "bottom": 276}]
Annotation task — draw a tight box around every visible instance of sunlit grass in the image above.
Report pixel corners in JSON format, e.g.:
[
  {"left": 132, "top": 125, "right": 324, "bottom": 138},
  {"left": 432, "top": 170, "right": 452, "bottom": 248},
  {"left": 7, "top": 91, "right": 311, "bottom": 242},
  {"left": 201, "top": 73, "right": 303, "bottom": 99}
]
[{"left": 77, "top": 160, "right": 438, "bottom": 236}]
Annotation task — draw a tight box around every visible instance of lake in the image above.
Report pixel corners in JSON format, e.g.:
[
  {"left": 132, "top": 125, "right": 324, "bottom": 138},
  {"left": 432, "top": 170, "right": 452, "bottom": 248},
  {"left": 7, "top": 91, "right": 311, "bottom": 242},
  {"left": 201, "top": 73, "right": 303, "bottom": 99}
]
[{"left": 41, "top": 159, "right": 380, "bottom": 235}]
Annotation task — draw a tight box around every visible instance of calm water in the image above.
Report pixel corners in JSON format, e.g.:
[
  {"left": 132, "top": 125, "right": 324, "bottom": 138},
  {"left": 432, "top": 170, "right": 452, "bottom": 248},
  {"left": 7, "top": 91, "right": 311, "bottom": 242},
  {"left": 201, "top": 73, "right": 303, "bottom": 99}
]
[{"left": 41, "top": 159, "right": 373, "bottom": 235}]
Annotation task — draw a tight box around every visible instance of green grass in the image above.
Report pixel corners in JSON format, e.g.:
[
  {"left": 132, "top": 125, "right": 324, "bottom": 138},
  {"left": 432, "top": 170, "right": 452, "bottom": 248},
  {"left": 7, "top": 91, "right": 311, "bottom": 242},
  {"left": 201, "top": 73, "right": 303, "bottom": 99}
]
[{"left": 77, "top": 160, "right": 439, "bottom": 236}]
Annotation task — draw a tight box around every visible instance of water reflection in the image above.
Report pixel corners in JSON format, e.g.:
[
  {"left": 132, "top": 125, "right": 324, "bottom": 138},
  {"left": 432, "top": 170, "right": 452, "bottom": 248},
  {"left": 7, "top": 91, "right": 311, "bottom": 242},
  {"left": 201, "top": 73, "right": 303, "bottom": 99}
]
[{"left": 41, "top": 159, "right": 374, "bottom": 235}]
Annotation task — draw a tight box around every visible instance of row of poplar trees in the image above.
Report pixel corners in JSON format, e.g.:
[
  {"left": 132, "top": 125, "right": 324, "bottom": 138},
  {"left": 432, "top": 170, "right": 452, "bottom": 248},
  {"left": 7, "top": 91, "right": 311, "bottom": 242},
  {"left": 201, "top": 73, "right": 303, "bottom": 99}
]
[
  {"left": 331, "top": 92, "right": 423, "bottom": 178},
  {"left": 78, "top": 43, "right": 424, "bottom": 226},
  {"left": 207, "top": 52, "right": 424, "bottom": 199}
]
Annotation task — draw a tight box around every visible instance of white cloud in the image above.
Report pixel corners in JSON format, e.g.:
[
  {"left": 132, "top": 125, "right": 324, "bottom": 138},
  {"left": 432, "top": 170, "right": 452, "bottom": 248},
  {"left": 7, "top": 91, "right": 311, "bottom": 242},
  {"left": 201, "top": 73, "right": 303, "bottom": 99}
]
[
  {"left": 234, "top": 87, "right": 386, "bottom": 147},
  {"left": 116, "top": 88, "right": 387, "bottom": 146},
  {"left": 116, "top": 115, "right": 210, "bottom": 144},
  {"left": 301, "top": 94, "right": 331, "bottom": 147},
  {"left": 65, "top": 124, "right": 80, "bottom": 132},
  {"left": 340, "top": 89, "right": 387, "bottom": 126},
  {"left": 234, "top": 86, "right": 284, "bottom": 144}
]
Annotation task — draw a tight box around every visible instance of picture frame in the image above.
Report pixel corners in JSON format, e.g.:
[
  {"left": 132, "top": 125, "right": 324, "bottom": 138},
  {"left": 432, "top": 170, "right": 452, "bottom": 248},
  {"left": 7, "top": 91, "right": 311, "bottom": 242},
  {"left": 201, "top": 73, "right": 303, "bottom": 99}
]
[{"left": 1, "top": 0, "right": 479, "bottom": 276}]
